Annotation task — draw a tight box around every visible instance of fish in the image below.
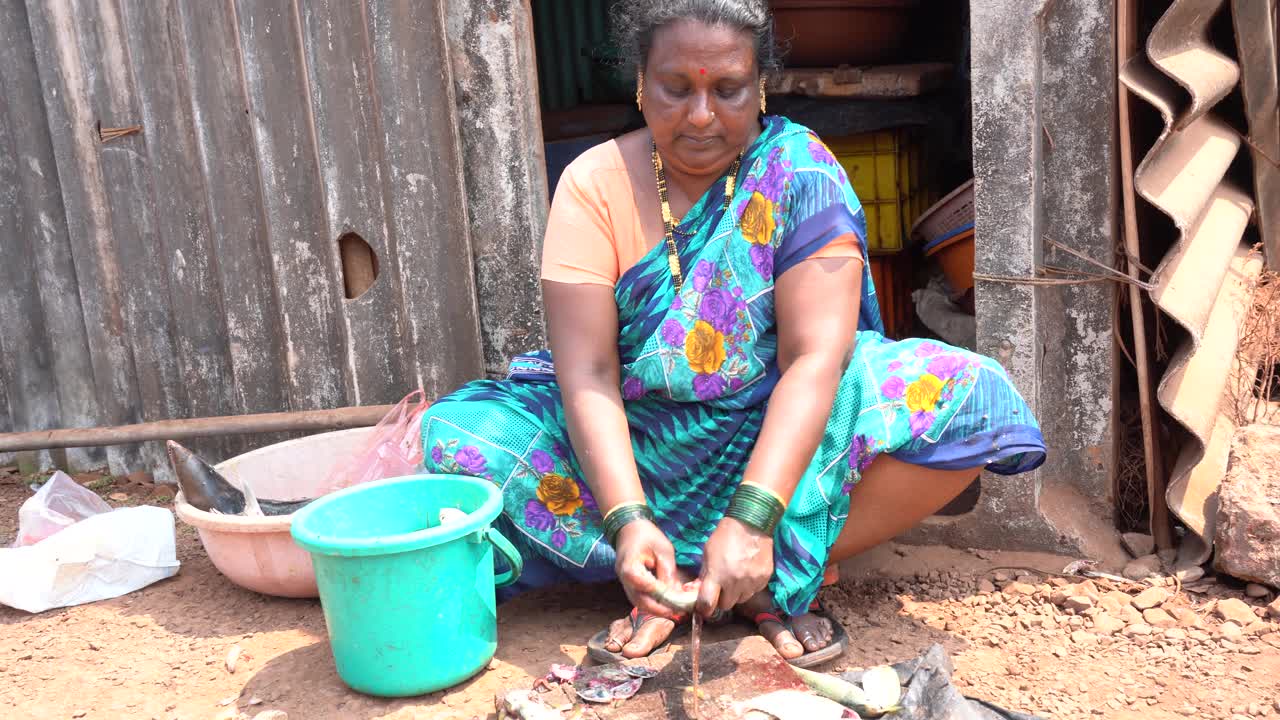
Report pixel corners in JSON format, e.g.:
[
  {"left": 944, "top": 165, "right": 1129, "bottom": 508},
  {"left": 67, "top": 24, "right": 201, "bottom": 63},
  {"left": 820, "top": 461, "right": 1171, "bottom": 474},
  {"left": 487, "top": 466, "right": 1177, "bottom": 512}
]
[{"left": 167, "top": 440, "right": 313, "bottom": 517}]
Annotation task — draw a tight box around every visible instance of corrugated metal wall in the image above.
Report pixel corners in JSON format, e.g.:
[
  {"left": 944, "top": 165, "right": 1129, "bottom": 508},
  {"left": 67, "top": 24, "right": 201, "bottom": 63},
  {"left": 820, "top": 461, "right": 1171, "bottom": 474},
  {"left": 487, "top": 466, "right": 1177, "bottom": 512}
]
[
  {"left": 1119, "top": 0, "right": 1273, "bottom": 561},
  {"left": 0, "top": 0, "right": 495, "bottom": 479}
]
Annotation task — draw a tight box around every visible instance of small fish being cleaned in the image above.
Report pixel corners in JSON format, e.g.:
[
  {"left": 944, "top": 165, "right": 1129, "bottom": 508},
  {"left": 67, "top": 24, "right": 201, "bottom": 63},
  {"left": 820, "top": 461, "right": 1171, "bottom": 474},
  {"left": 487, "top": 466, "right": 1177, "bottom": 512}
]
[{"left": 168, "top": 440, "right": 313, "bottom": 517}]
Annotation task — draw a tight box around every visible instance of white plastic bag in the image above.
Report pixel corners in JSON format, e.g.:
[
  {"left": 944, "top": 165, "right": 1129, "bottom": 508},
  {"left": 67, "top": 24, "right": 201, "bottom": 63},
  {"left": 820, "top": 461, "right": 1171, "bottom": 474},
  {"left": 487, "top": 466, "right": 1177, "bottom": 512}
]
[
  {"left": 13, "top": 471, "right": 113, "bottom": 547},
  {"left": 0, "top": 505, "right": 180, "bottom": 613}
]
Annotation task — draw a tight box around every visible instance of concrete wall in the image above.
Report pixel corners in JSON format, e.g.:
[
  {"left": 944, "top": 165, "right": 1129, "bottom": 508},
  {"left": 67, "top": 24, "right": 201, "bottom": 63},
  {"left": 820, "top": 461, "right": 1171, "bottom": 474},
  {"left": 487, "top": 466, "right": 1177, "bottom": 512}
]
[
  {"left": 445, "top": 0, "right": 549, "bottom": 377},
  {"left": 903, "top": 0, "right": 1125, "bottom": 564}
]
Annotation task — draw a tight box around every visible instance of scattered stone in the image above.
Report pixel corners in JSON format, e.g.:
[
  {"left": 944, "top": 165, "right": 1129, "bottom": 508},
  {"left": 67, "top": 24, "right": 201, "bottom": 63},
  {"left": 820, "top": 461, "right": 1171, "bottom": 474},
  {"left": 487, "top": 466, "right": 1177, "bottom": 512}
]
[
  {"left": 252, "top": 713, "right": 288, "bottom": 720},
  {"left": 1178, "top": 705, "right": 1198, "bottom": 716},
  {"left": 1216, "top": 598, "right": 1259, "bottom": 626},
  {"left": 225, "top": 645, "right": 242, "bottom": 674},
  {"left": 1143, "top": 608, "right": 1177, "bottom": 629},
  {"left": 1214, "top": 424, "right": 1280, "bottom": 588},
  {"left": 993, "top": 570, "right": 1013, "bottom": 583},
  {"left": 1064, "top": 596, "right": 1095, "bottom": 613},
  {"left": 1124, "top": 555, "right": 1163, "bottom": 581},
  {"left": 1164, "top": 628, "right": 1188, "bottom": 641},
  {"left": 1122, "top": 532, "right": 1156, "bottom": 559},
  {"left": 1092, "top": 614, "right": 1126, "bottom": 635},
  {"left": 1219, "top": 622, "right": 1244, "bottom": 642},
  {"left": 977, "top": 579, "right": 996, "bottom": 594},
  {"left": 1267, "top": 597, "right": 1280, "bottom": 620},
  {"left": 1170, "top": 607, "right": 1203, "bottom": 628},
  {"left": 1004, "top": 582, "right": 1037, "bottom": 597},
  {"left": 1123, "top": 623, "right": 1153, "bottom": 637},
  {"left": 1120, "top": 604, "right": 1146, "bottom": 625},
  {"left": 1132, "top": 587, "right": 1171, "bottom": 611},
  {"left": 1175, "top": 565, "right": 1206, "bottom": 583},
  {"left": 1070, "top": 630, "right": 1094, "bottom": 644},
  {"left": 1097, "top": 596, "right": 1125, "bottom": 616},
  {"left": 1158, "top": 548, "right": 1178, "bottom": 565},
  {"left": 1245, "top": 583, "right": 1272, "bottom": 599}
]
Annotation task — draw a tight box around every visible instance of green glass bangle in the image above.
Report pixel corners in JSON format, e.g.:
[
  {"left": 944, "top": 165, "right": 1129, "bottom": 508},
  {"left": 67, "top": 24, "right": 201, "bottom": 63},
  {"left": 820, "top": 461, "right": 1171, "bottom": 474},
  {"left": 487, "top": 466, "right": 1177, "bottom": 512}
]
[
  {"left": 603, "top": 503, "right": 655, "bottom": 546},
  {"left": 725, "top": 484, "right": 785, "bottom": 536}
]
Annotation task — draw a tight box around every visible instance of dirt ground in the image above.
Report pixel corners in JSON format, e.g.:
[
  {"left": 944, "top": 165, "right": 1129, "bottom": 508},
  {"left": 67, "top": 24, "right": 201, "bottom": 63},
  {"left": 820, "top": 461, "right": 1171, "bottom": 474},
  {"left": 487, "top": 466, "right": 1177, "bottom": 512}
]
[{"left": 1, "top": 471, "right": 1278, "bottom": 720}]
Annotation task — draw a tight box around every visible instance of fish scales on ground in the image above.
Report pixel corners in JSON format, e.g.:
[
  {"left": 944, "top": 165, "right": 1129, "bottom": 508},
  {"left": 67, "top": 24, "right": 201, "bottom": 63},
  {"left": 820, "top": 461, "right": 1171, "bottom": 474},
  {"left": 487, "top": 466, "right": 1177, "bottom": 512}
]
[{"left": 167, "top": 440, "right": 313, "bottom": 517}]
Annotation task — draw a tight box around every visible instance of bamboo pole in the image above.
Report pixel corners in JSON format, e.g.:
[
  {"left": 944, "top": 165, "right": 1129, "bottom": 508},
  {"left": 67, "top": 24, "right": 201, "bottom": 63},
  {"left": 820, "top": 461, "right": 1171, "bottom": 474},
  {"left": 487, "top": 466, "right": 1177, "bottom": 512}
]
[
  {"left": 1117, "top": 0, "right": 1173, "bottom": 550},
  {"left": 0, "top": 405, "right": 394, "bottom": 453}
]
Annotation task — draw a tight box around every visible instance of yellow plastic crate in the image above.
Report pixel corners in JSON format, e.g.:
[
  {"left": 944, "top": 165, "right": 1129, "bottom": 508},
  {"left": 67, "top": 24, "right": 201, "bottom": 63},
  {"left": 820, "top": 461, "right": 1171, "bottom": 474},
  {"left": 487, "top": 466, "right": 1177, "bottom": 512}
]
[{"left": 826, "top": 131, "right": 931, "bottom": 252}]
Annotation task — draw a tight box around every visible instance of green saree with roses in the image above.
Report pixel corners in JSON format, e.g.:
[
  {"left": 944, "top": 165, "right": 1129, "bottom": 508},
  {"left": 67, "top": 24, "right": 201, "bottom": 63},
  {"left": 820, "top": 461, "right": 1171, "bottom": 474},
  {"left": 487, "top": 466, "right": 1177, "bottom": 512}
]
[{"left": 420, "top": 116, "right": 1045, "bottom": 615}]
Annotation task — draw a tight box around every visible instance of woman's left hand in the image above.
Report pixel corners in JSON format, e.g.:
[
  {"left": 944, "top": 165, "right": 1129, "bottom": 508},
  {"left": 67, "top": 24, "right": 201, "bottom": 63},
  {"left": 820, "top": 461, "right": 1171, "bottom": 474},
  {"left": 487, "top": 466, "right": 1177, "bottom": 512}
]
[{"left": 695, "top": 517, "right": 773, "bottom": 615}]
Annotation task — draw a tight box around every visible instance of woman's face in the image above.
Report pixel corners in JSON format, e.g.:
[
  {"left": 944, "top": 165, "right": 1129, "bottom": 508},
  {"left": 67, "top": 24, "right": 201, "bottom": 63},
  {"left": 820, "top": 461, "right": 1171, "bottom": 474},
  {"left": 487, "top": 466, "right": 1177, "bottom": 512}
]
[{"left": 642, "top": 19, "right": 760, "bottom": 179}]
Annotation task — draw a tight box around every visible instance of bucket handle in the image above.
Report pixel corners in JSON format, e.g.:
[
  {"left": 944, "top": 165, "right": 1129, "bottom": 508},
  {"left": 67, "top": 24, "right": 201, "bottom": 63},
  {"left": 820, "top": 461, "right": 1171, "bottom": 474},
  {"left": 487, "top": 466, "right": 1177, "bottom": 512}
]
[{"left": 486, "top": 527, "right": 523, "bottom": 589}]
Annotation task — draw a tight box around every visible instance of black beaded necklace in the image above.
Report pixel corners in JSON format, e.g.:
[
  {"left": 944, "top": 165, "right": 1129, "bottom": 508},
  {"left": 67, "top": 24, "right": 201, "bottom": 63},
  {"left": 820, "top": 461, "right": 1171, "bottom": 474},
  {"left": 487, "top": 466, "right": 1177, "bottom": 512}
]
[{"left": 651, "top": 141, "right": 744, "bottom": 292}]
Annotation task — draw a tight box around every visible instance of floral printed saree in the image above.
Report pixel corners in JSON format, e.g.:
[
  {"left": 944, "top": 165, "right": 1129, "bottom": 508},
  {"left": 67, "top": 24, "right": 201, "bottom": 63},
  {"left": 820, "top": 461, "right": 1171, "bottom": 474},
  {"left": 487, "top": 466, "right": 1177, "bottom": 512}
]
[{"left": 421, "top": 116, "right": 1046, "bottom": 615}]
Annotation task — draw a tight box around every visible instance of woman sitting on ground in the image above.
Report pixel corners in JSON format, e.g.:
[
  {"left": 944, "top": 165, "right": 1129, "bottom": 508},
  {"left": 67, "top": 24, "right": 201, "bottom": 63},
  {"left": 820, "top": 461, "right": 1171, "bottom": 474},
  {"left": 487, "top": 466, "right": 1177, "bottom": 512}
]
[{"left": 420, "top": 0, "right": 1045, "bottom": 667}]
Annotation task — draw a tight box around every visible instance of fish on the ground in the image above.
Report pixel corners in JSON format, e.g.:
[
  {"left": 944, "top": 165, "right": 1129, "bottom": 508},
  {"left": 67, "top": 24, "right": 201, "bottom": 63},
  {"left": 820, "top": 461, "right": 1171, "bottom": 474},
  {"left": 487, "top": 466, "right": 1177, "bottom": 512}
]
[{"left": 167, "top": 440, "right": 312, "bottom": 517}]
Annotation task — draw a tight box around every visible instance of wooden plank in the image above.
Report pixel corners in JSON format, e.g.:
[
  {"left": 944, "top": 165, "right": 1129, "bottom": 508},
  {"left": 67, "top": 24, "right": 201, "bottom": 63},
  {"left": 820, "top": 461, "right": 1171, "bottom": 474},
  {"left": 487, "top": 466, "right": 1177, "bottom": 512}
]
[
  {"left": 1, "top": 0, "right": 104, "bottom": 471},
  {"left": 70, "top": 0, "right": 186, "bottom": 481},
  {"left": 297, "top": 0, "right": 409, "bottom": 404},
  {"left": 768, "top": 63, "right": 953, "bottom": 99},
  {"left": 232, "top": 0, "right": 348, "bottom": 411},
  {"left": 1230, "top": 0, "right": 1280, "bottom": 269},
  {"left": 444, "top": 0, "right": 548, "bottom": 376},
  {"left": 172, "top": 0, "right": 289, "bottom": 434},
  {"left": 24, "top": 0, "right": 145, "bottom": 475},
  {"left": 117, "top": 0, "right": 238, "bottom": 462},
  {"left": 0, "top": 0, "right": 59, "bottom": 470},
  {"left": 369, "top": 0, "right": 484, "bottom": 395},
  {"left": 1118, "top": 0, "right": 1172, "bottom": 549}
]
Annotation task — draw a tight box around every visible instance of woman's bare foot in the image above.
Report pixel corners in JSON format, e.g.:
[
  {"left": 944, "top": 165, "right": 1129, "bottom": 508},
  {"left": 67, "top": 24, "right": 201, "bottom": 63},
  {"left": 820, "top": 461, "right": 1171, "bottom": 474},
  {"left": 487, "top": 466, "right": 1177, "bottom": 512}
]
[
  {"left": 600, "top": 570, "right": 696, "bottom": 658},
  {"left": 737, "top": 590, "right": 834, "bottom": 659},
  {"left": 602, "top": 613, "right": 680, "bottom": 658}
]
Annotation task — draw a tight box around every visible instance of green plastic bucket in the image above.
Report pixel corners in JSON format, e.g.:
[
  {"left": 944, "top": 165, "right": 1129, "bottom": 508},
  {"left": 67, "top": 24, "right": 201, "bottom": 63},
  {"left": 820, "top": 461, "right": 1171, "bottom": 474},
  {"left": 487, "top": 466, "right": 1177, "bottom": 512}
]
[{"left": 290, "top": 474, "right": 522, "bottom": 697}]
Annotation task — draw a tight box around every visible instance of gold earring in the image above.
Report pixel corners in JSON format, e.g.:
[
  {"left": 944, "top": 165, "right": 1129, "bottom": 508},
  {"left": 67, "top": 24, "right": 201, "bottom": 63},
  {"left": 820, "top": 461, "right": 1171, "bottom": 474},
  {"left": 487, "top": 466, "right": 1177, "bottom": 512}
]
[
  {"left": 636, "top": 71, "right": 644, "bottom": 112},
  {"left": 759, "top": 76, "right": 767, "bottom": 114}
]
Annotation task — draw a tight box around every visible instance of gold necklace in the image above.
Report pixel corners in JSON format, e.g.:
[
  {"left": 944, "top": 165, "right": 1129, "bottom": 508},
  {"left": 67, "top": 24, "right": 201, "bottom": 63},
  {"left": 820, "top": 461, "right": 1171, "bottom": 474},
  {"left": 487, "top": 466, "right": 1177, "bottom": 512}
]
[{"left": 651, "top": 141, "right": 744, "bottom": 292}]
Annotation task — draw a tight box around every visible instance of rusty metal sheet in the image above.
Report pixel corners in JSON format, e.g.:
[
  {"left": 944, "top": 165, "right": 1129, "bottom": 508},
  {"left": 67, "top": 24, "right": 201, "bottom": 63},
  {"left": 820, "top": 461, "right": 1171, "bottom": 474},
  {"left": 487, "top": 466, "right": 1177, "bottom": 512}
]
[
  {"left": 1231, "top": 0, "right": 1280, "bottom": 269},
  {"left": 1146, "top": 0, "right": 1241, "bottom": 129}
]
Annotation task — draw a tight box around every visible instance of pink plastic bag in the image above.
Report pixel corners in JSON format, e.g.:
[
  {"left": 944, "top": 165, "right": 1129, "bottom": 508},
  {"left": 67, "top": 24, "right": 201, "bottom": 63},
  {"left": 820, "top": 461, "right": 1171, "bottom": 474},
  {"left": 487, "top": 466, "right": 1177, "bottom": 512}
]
[
  {"left": 319, "top": 389, "right": 430, "bottom": 495},
  {"left": 13, "top": 471, "right": 113, "bottom": 547}
]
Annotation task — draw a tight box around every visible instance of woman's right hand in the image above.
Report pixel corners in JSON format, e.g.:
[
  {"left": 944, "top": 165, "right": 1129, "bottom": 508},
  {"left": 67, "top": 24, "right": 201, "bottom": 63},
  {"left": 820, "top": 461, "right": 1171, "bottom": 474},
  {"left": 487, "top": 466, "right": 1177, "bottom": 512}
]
[{"left": 614, "top": 519, "right": 680, "bottom": 618}]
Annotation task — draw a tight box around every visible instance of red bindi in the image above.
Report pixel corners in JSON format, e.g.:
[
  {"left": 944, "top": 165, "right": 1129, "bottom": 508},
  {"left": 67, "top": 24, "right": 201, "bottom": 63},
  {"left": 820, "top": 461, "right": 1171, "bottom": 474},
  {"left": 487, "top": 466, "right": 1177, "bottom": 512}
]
[{"left": 699, "top": 67, "right": 706, "bottom": 75}]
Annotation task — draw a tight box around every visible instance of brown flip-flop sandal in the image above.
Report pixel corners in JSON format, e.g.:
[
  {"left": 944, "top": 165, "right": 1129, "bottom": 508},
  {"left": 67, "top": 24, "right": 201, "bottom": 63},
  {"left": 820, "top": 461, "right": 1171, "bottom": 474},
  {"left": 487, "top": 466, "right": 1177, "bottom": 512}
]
[
  {"left": 753, "top": 600, "right": 850, "bottom": 669},
  {"left": 587, "top": 607, "right": 689, "bottom": 665}
]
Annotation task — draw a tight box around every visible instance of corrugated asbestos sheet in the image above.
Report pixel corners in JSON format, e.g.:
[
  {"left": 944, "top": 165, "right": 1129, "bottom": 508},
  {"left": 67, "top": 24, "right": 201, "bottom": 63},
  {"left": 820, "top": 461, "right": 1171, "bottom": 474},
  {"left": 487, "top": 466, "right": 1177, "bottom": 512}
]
[
  {"left": 1119, "top": 0, "right": 1269, "bottom": 562},
  {"left": 0, "top": 0, "right": 487, "bottom": 478}
]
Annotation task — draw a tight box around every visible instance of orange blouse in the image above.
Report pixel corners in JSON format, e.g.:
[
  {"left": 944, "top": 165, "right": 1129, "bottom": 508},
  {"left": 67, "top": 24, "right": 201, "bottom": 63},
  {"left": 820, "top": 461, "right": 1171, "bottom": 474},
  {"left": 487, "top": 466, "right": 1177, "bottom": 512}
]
[{"left": 541, "top": 140, "right": 861, "bottom": 286}]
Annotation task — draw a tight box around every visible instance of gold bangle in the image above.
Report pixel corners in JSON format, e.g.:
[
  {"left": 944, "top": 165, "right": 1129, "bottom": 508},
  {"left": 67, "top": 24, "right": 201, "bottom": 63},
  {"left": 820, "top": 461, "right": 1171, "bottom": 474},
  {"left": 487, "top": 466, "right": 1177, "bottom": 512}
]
[
  {"left": 602, "top": 500, "right": 648, "bottom": 524},
  {"left": 739, "top": 481, "right": 787, "bottom": 507}
]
